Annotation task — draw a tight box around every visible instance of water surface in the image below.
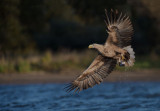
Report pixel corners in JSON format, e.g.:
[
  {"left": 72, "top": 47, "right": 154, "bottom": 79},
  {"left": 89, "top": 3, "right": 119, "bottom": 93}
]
[{"left": 0, "top": 82, "right": 160, "bottom": 111}]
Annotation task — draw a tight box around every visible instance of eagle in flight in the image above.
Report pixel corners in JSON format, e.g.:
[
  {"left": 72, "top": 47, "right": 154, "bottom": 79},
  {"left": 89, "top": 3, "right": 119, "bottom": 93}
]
[{"left": 65, "top": 9, "right": 135, "bottom": 93}]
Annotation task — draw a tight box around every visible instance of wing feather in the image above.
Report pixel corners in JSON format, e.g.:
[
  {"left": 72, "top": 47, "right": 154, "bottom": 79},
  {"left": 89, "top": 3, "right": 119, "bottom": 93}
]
[
  {"left": 104, "top": 9, "right": 133, "bottom": 48},
  {"left": 64, "top": 55, "right": 116, "bottom": 93}
]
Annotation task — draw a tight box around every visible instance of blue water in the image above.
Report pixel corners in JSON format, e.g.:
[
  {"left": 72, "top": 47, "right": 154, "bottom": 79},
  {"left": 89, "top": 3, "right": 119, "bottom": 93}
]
[{"left": 0, "top": 82, "right": 160, "bottom": 111}]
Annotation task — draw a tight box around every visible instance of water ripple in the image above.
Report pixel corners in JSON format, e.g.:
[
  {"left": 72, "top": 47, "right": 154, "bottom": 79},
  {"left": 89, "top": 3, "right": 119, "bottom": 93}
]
[{"left": 0, "top": 82, "right": 160, "bottom": 111}]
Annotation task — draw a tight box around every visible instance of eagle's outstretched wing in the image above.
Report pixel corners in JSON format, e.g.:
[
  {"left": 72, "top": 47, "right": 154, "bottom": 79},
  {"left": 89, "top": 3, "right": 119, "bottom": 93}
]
[
  {"left": 64, "top": 55, "right": 116, "bottom": 93},
  {"left": 104, "top": 9, "right": 133, "bottom": 48}
]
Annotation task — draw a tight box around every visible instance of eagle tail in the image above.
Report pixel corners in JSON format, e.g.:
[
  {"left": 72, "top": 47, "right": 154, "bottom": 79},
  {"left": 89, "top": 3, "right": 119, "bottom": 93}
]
[{"left": 123, "top": 45, "right": 135, "bottom": 67}]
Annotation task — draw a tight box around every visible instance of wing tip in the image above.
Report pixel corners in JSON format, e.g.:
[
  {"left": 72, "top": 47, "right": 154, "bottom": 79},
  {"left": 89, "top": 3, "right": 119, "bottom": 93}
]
[{"left": 64, "top": 81, "right": 80, "bottom": 93}]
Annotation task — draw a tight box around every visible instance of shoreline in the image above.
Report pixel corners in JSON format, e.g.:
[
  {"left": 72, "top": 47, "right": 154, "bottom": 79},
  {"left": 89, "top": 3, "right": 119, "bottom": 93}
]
[{"left": 0, "top": 69, "right": 160, "bottom": 84}]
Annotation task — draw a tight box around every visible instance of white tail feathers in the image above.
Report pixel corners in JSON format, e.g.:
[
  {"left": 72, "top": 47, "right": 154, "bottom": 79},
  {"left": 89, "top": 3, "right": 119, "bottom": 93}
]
[{"left": 123, "top": 45, "right": 135, "bottom": 67}]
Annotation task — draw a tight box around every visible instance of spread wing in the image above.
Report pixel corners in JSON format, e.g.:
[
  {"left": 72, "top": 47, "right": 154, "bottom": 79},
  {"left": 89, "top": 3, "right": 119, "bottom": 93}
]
[
  {"left": 104, "top": 9, "right": 133, "bottom": 48},
  {"left": 64, "top": 55, "right": 117, "bottom": 93}
]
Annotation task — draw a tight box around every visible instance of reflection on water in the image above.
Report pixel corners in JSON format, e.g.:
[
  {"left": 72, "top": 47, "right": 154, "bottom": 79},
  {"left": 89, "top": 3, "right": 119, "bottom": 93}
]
[{"left": 0, "top": 82, "right": 160, "bottom": 111}]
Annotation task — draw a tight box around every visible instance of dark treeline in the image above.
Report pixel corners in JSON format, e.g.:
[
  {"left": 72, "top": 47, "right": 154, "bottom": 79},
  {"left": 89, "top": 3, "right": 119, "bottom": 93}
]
[{"left": 0, "top": 0, "right": 160, "bottom": 55}]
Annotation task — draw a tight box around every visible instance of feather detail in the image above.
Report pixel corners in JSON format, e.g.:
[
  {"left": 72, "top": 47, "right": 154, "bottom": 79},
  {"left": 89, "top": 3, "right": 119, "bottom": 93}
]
[
  {"left": 123, "top": 45, "right": 135, "bottom": 67},
  {"left": 105, "top": 9, "right": 133, "bottom": 48},
  {"left": 64, "top": 55, "right": 116, "bottom": 93}
]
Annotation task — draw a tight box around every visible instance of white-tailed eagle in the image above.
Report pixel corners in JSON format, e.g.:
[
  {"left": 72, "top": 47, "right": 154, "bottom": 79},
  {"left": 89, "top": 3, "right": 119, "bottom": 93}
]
[{"left": 65, "top": 9, "right": 135, "bottom": 93}]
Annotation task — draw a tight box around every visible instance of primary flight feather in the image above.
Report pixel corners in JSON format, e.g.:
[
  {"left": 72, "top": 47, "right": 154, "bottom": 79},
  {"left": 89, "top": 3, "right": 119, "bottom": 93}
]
[{"left": 65, "top": 9, "right": 135, "bottom": 93}]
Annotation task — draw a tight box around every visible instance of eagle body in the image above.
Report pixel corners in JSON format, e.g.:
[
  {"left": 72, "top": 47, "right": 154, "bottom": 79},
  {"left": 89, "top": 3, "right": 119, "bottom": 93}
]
[
  {"left": 92, "top": 43, "right": 123, "bottom": 58},
  {"left": 65, "top": 9, "right": 135, "bottom": 93}
]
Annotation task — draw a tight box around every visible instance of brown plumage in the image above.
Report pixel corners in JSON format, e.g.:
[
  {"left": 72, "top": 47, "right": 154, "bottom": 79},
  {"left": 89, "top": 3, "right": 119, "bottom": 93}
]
[
  {"left": 64, "top": 9, "right": 135, "bottom": 93},
  {"left": 104, "top": 9, "right": 133, "bottom": 48}
]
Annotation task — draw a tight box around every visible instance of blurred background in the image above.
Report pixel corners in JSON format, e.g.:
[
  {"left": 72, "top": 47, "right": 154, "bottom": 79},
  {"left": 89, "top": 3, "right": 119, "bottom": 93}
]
[
  {"left": 0, "top": 0, "right": 160, "bottom": 111},
  {"left": 0, "top": 0, "right": 160, "bottom": 75}
]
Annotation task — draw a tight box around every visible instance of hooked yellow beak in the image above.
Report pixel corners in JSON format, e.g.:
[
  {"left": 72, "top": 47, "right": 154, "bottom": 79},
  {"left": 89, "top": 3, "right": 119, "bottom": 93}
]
[{"left": 88, "top": 45, "right": 94, "bottom": 49}]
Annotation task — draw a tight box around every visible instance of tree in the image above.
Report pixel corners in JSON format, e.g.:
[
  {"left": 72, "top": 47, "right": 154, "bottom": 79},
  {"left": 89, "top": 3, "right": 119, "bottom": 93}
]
[{"left": 0, "top": 0, "right": 33, "bottom": 53}]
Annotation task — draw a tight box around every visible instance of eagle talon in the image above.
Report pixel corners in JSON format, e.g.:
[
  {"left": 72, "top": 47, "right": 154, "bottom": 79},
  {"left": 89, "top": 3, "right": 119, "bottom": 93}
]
[{"left": 121, "top": 55, "right": 125, "bottom": 60}]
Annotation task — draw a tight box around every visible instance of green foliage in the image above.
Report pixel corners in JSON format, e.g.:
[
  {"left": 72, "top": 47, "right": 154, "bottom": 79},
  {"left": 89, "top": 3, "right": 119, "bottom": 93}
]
[
  {"left": 0, "top": 0, "right": 32, "bottom": 53},
  {"left": 0, "top": 57, "right": 15, "bottom": 73},
  {"left": 116, "top": 56, "right": 160, "bottom": 71},
  {"left": 67, "top": 0, "right": 127, "bottom": 24},
  {"left": 41, "top": 51, "right": 52, "bottom": 66},
  {"left": 0, "top": 0, "right": 83, "bottom": 53},
  {"left": 0, "top": 51, "right": 159, "bottom": 74},
  {"left": 0, "top": 0, "right": 159, "bottom": 55},
  {"left": 16, "top": 59, "right": 31, "bottom": 73},
  {"left": 133, "top": 56, "right": 160, "bottom": 69}
]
